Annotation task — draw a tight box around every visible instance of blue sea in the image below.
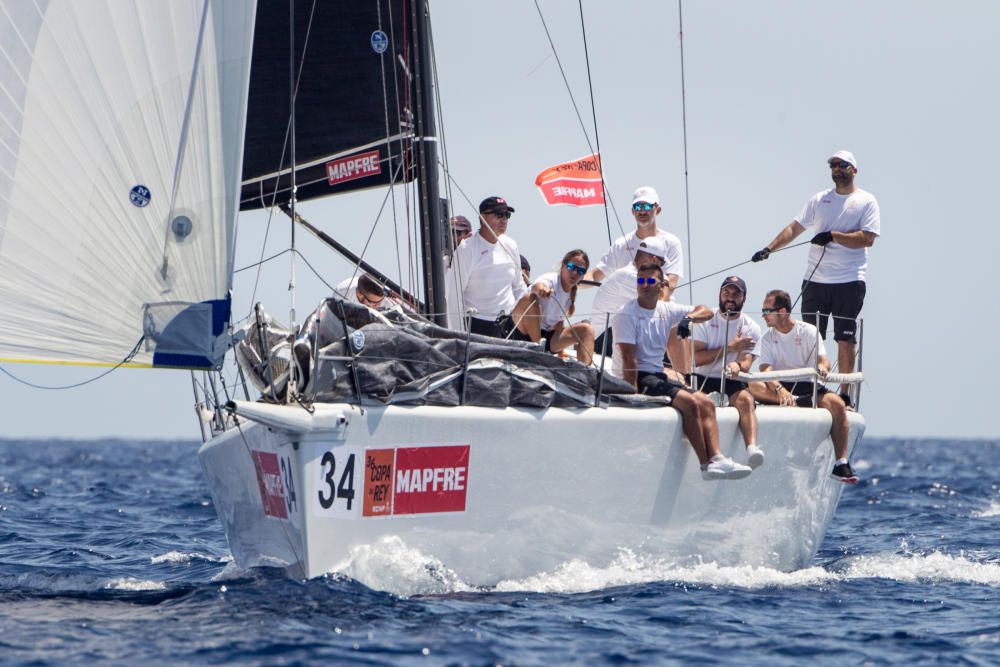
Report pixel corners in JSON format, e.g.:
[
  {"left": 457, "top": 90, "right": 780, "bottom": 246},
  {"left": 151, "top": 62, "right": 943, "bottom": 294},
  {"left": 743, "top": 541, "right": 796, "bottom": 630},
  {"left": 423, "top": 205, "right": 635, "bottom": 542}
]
[{"left": 1, "top": 437, "right": 998, "bottom": 665}]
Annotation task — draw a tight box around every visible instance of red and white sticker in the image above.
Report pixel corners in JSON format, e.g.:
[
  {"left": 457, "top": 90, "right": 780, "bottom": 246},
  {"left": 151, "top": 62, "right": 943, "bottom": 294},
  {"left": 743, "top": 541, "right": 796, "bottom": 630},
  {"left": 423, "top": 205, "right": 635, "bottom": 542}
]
[
  {"left": 392, "top": 446, "right": 469, "bottom": 515},
  {"left": 313, "top": 444, "right": 471, "bottom": 519},
  {"left": 326, "top": 149, "right": 382, "bottom": 186},
  {"left": 251, "top": 450, "right": 288, "bottom": 519}
]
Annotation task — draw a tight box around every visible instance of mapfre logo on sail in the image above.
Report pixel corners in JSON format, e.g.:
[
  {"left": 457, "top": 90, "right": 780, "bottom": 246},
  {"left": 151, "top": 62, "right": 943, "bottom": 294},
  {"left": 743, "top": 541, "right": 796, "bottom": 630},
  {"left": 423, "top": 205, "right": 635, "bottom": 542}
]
[{"left": 326, "top": 150, "right": 382, "bottom": 186}]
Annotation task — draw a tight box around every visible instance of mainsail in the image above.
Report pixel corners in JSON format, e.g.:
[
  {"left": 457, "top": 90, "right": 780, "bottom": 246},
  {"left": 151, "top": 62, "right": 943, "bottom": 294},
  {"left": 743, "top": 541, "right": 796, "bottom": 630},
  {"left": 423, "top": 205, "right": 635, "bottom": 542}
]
[
  {"left": 239, "top": 1, "right": 416, "bottom": 211},
  {"left": 0, "top": 0, "right": 255, "bottom": 369}
]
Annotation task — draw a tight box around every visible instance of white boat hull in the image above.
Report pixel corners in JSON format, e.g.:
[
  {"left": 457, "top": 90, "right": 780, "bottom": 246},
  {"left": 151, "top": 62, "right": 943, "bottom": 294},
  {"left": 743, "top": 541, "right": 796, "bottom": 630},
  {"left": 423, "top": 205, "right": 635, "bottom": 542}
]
[{"left": 198, "top": 402, "right": 864, "bottom": 585}]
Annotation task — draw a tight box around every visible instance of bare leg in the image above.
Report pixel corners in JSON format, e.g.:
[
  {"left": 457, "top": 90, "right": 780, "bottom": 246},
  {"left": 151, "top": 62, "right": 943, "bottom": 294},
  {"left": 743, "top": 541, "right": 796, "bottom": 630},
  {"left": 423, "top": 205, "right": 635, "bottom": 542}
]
[
  {"left": 732, "top": 389, "right": 758, "bottom": 447},
  {"left": 819, "top": 392, "right": 849, "bottom": 460},
  {"left": 512, "top": 295, "right": 541, "bottom": 341},
  {"left": 696, "top": 392, "right": 722, "bottom": 459},
  {"left": 671, "top": 391, "right": 712, "bottom": 465},
  {"left": 837, "top": 339, "right": 856, "bottom": 397},
  {"left": 550, "top": 322, "right": 595, "bottom": 365}
]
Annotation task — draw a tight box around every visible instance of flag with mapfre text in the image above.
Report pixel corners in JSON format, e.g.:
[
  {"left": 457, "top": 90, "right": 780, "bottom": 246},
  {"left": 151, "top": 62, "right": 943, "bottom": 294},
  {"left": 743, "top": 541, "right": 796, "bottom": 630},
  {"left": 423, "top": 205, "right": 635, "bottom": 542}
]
[{"left": 534, "top": 153, "right": 605, "bottom": 207}]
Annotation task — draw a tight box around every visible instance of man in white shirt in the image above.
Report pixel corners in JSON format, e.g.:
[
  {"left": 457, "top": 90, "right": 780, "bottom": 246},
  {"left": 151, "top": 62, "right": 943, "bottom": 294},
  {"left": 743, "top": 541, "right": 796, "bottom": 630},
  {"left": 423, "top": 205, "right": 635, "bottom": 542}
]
[
  {"left": 447, "top": 196, "right": 528, "bottom": 338},
  {"left": 749, "top": 289, "right": 858, "bottom": 484},
  {"left": 751, "top": 150, "right": 880, "bottom": 404},
  {"left": 334, "top": 274, "right": 397, "bottom": 311},
  {"left": 613, "top": 264, "right": 752, "bottom": 481},
  {"left": 589, "top": 186, "right": 684, "bottom": 299},
  {"left": 692, "top": 276, "right": 764, "bottom": 469}
]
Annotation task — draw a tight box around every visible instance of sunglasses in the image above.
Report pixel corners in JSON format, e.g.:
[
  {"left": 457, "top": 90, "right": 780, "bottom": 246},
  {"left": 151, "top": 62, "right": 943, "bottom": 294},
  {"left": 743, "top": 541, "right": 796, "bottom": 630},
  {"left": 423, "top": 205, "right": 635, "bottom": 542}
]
[
  {"left": 358, "top": 291, "right": 385, "bottom": 307},
  {"left": 761, "top": 307, "right": 779, "bottom": 315},
  {"left": 564, "top": 261, "right": 587, "bottom": 276},
  {"left": 489, "top": 210, "right": 512, "bottom": 219},
  {"left": 632, "top": 202, "right": 655, "bottom": 212},
  {"left": 636, "top": 277, "right": 659, "bottom": 286},
  {"left": 829, "top": 161, "right": 852, "bottom": 170}
]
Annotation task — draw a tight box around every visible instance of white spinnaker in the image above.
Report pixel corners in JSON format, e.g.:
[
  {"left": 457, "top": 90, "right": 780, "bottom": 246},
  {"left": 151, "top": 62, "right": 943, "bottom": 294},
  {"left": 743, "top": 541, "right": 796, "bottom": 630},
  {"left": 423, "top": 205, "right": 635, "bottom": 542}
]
[{"left": 0, "top": 1, "right": 255, "bottom": 367}]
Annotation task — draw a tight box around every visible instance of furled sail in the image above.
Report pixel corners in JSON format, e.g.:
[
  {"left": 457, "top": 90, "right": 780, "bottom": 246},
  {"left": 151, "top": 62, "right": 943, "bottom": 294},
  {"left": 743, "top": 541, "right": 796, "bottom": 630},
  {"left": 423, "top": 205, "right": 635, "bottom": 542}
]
[
  {"left": 239, "top": 1, "right": 416, "bottom": 210},
  {"left": 0, "top": 1, "right": 255, "bottom": 369}
]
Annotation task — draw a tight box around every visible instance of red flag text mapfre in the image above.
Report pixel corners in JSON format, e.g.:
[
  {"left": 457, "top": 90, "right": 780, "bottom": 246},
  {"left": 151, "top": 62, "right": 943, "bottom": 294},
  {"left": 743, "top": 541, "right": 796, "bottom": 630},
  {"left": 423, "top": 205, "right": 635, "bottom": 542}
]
[{"left": 534, "top": 153, "right": 604, "bottom": 207}]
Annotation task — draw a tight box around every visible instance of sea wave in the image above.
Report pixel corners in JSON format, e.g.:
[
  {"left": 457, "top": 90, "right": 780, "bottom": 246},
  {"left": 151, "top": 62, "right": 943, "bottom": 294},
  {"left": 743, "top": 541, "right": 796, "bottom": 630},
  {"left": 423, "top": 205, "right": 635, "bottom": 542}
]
[
  {"left": 150, "top": 551, "right": 231, "bottom": 565},
  {"left": 103, "top": 577, "right": 166, "bottom": 592},
  {"left": 973, "top": 500, "right": 1000, "bottom": 518}
]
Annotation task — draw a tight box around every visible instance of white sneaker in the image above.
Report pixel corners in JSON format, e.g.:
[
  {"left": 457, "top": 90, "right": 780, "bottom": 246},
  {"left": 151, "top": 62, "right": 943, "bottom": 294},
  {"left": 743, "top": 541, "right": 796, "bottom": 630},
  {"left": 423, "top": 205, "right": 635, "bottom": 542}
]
[
  {"left": 701, "top": 456, "right": 752, "bottom": 481},
  {"left": 746, "top": 445, "right": 765, "bottom": 470}
]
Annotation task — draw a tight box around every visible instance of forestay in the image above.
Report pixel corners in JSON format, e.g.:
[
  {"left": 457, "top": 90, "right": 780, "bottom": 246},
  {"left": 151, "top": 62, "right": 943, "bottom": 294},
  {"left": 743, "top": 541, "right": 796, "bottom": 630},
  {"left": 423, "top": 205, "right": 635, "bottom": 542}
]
[{"left": 0, "top": 1, "right": 255, "bottom": 369}]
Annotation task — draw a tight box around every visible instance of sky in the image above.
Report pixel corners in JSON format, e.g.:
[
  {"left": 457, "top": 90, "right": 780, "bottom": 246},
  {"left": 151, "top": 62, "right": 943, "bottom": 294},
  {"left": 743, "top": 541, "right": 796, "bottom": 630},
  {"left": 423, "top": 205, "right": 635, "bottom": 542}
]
[{"left": 2, "top": 0, "right": 997, "bottom": 440}]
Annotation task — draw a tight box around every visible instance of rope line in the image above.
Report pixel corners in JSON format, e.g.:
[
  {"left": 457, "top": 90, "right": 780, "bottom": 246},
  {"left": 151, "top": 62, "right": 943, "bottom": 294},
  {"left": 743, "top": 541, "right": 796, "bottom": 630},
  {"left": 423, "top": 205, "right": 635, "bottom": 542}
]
[{"left": 0, "top": 337, "right": 145, "bottom": 390}]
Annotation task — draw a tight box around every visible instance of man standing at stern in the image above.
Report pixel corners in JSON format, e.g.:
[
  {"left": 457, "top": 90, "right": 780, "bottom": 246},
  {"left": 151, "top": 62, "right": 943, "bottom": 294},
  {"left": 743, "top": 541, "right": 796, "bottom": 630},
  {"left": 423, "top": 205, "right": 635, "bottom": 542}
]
[{"left": 751, "top": 150, "right": 879, "bottom": 404}]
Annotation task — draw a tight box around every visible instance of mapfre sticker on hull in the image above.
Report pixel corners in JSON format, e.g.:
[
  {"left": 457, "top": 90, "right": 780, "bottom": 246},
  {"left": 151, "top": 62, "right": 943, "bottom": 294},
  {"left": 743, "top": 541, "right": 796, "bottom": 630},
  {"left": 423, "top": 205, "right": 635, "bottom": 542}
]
[
  {"left": 363, "top": 445, "right": 470, "bottom": 517},
  {"left": 251, "top": 450, "right": 288, "bottom": 519}
]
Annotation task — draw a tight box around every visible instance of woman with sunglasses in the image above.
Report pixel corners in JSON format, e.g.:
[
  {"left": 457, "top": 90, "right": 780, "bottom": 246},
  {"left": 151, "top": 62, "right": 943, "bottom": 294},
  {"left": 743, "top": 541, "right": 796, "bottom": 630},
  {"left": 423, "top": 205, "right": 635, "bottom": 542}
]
[{"left": 511, "top": 249, "right": 595, "bottom": 365}]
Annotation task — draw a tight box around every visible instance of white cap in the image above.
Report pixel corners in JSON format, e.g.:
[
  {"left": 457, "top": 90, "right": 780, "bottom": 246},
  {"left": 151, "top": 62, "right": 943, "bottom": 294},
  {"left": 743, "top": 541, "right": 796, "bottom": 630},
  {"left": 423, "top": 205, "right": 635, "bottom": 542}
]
[
  {"left": 635, "top": 237, "right": 667, "bottom": 260},
  {"left": 828, "top": 150, "right": 857, "bottom": 169},
  {"left": 632, "top": 186, "right": 659, "bottom": 205}
]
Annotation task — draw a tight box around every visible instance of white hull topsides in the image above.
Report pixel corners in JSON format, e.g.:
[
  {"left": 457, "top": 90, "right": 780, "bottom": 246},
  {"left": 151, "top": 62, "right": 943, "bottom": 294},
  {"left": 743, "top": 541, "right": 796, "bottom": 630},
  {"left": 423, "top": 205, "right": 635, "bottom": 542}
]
[{"left": 198, "top": 401, "right": 864, "bottom": 586}]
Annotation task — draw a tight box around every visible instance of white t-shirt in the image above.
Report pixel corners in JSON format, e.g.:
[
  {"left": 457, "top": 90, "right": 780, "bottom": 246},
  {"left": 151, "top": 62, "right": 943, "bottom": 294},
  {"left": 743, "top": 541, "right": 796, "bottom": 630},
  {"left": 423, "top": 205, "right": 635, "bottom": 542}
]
[
  {"left": 592, "top": 264, "right": 638, "bottom": 330},
  {"left": 595, "top": 229, "right": 684, "bottom": 279},
  {"left": 611, "top": 299, "right": 693, "bottom": 376},
  {"left": 693, "top": 310, "right": 762, "bottom": 377},
  {"left": 530, "top": 271, "right": 573, "bottom": 331},
  {"left": 796, "top": 188, "right": 880, "bottom": 283},
  {"left": 447, "top": 232, "right": 528, "bottom": 322},
  {"left": 757, "top": 320, "right": 827, "bottom": 371},
  {"left": 334, "top": 276, "right": 395, "bottom": 311}
]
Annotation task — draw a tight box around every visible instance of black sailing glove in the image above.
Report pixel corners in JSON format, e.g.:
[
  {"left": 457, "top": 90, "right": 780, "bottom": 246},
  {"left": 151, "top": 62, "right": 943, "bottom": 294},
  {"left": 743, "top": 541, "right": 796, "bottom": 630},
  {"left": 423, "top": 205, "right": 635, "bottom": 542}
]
[
  {"left": 751, "top": 247, "right": 771, "bottom": 262},
  {"left": 677, "top": 316, "right": 693, "bottom": 340},
  {"left": 811, "top": 231, "right": 834, "bottom": 246}
]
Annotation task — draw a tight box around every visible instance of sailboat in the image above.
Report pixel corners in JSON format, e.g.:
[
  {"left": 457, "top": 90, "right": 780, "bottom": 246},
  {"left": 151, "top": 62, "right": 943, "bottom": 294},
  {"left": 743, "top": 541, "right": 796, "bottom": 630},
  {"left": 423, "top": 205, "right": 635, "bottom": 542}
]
[{"left": 0, "top": 1, "right": 864, "bottom": 584}]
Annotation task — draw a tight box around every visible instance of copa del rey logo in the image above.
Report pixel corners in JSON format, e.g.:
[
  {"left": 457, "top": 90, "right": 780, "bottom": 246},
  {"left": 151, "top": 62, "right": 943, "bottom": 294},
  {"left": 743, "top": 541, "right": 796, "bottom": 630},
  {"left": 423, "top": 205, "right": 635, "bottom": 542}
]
[
  {"left": 363, "top": 445, "right": 470, "bottom": 517},
  {"left": 535, "top": 152, "right": 605, "bottom": 207},
  {"left": 326, "top": 149, "right": 382, "bottom": 186}
]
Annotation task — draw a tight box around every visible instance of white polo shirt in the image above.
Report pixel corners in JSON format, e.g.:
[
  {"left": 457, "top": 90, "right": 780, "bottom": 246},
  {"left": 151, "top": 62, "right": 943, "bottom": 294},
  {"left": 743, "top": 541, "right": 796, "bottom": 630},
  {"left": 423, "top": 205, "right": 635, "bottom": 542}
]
[
  {"left": 448, "top": 232, "right": 528, "bottom": 322},
  {"left": 611, "top": 299, "right": 693, "bottom": 376},
  {"left": 693, "top": 310, "right": 762, "bottom": 377},
  {"left": 529, "top": 272, "right": 573, "bottom": 331},
  {"left": 595, "top": 229, "right": 684, "bottom": 279},
  {"left": 757, "top": 320, "right": 827, "bottom": 370}
]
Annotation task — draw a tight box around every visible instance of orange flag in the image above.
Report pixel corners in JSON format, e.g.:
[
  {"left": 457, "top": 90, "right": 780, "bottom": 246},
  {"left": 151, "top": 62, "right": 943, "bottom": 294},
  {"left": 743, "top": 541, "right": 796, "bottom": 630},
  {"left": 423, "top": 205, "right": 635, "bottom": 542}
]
[{"left": 534, "top": 153, "right": 605, "bottom": 207}]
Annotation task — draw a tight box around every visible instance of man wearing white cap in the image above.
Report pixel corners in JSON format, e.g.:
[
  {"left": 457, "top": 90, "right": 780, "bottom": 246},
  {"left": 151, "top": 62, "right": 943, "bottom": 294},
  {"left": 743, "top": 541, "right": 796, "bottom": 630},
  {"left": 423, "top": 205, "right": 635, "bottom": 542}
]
[
  {"left": 750, "top": 150, "right": 880, "bottom": 404},
  {"left": 589, "top": 186, "right": 684, "bottom": 299},
  {"left": 592, "top": 237, "right": 685, "bottom": 376}
]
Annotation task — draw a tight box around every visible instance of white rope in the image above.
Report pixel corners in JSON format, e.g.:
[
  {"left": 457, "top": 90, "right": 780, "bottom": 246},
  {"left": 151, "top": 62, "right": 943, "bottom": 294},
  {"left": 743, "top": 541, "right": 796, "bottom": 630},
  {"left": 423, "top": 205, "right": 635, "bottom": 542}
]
[{"left": 735, "top": 368, "right": 864, "bottom": 384}]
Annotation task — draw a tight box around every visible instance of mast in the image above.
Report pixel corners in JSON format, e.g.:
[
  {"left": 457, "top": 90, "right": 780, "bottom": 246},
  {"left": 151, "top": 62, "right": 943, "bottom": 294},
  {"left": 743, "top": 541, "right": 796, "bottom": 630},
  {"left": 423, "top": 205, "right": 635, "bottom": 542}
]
[{"left": 412, "top": 0, "right": 447, "bottom": 326}]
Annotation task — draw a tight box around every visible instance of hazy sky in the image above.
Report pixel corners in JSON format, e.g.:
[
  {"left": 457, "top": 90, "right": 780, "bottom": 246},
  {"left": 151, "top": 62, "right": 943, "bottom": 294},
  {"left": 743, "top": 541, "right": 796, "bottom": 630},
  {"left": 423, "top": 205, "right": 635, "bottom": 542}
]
[{"left": 2, "top": 1, "right": 997, "bottom": 440}]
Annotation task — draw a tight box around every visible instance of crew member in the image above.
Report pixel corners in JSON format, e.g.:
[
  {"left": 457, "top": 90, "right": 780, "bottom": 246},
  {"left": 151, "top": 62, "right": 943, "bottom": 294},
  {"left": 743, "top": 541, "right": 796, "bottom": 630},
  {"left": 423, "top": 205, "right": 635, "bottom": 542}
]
[
  {"left": 751, "top": 150, "right": 880, "bottom": 405},
  {"left": 749, "top": 289, "right": 858, "bottom": 483},
  {"left": 613, "top": 264, "right": 752, "bottom": 481},
  {"left": 692, "top": 276, "right": 764, "bottom": 469}
]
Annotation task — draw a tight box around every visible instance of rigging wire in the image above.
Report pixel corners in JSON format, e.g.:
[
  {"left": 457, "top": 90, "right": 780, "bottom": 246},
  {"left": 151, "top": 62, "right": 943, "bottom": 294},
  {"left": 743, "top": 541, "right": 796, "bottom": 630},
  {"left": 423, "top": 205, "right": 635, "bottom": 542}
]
[
  {"left": 677, "top": 0, "right": 694, "bottom": 305},
  {"left": 0, "top": 337, "right": 145, "bottom": 390},
  {"left": 533, "top": 0, "right": 626, "bottom": 241},
  {"left": 576, "top": 0, "right": 614, "bottom": 246}
]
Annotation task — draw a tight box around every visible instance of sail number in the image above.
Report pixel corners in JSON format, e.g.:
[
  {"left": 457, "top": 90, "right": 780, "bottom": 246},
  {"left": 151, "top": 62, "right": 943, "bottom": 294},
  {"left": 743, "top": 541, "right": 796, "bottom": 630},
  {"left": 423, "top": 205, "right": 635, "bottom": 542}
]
[{"left": 317, "top": 451, "right": 356, "bottom": 512}]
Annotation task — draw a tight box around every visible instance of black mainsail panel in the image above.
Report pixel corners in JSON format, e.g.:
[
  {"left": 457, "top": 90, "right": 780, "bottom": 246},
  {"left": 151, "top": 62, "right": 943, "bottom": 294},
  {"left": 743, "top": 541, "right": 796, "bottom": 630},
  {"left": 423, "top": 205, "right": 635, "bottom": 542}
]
[{"left": 240, "top": 1, "right": 416, "bottom": 210}]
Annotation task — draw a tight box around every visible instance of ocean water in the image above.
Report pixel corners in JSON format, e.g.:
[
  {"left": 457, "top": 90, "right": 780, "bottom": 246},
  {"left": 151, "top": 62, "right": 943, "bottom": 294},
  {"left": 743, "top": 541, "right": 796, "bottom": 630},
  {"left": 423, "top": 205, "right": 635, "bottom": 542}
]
[{"left": 0, "top": 437, "right": 998, "bottom": 665}]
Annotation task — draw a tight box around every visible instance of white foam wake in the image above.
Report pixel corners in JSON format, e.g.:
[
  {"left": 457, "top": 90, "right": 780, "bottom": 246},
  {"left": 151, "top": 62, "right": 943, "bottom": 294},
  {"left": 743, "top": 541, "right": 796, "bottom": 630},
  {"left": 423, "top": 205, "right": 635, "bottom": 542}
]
[
  {"left": 330, "top": 536, "right": 474, "bottom": 597},
  {"left": 973, "top": 500, "right": 1000, "bottom": 518},
  {"left": 151, "top": 551, "right": 232, "bottom": 565},
  {"left": 325, "top": 537, "right": 1000, "bottom": 597},
  {"left": 104, "top": 577, "right": 166, "bottom": 592}
]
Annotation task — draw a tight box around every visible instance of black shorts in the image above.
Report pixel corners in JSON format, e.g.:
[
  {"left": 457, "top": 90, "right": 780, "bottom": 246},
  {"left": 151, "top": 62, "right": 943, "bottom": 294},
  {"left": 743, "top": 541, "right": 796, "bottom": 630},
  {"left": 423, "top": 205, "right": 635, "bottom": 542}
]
[
  {"left": 801, "top": 280, "right": 866, "bottom": 343},
  {"left": 510, "top": 326, "right": 553, "bottom": 351},
  {"left": 781, "top": 380, "right": 830, "bottom": 408},
  {"left": 470, "top": 315, "right": 515, "bottom": 339},
  {"left": 637, "top": 371, "right": 687, "bottom": 400},
  {"left": 693, "top": 374, "right": 747, "bottom": 397}
]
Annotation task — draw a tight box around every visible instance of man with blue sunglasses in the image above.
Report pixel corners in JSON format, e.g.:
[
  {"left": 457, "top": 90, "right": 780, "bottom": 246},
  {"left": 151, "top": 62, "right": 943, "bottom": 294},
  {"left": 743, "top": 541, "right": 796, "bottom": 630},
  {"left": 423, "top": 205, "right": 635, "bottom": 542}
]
[
  {"left": 588, "top": 186, "right": 684, "bottom": 300},
  {"left": 613, "top": 264, "right": 752, "bottom": 481}
]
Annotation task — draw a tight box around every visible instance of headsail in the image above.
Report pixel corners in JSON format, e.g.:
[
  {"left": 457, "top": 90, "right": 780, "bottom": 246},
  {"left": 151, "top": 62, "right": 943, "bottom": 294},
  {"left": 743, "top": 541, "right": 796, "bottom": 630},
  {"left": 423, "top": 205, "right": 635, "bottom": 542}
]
[
  {"left": 239, "top": 1, "right": 416, "bottom": 211},
  {"left": 0, "top": 1, "right": 255, "bottom": 369}
]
